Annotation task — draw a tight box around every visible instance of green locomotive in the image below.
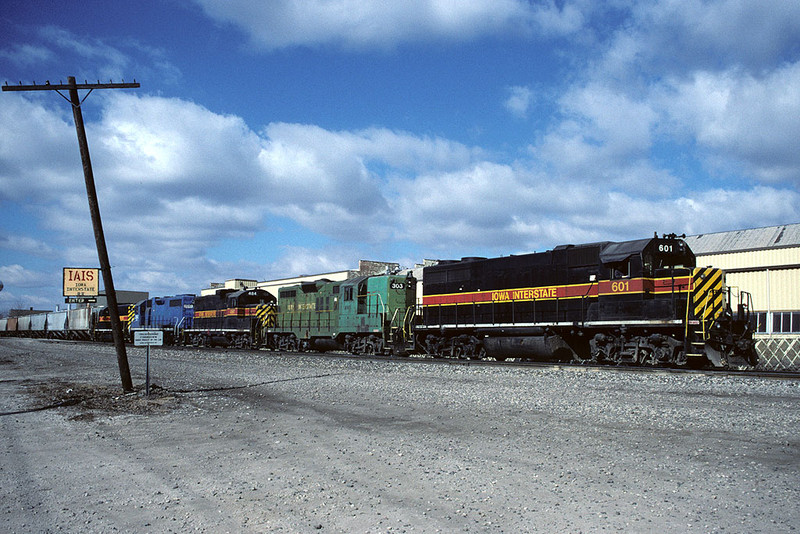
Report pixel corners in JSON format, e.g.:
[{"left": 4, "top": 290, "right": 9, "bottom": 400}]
[{"left": 264, "top": 273, "right": 417, "bottom": 355}]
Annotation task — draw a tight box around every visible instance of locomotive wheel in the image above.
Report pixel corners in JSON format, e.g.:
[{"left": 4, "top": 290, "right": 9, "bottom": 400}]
[
  {"left": 604, "top": 346, "right": 621, "bottom": 364},
  {"left": 638, "top": 348, "right": 656, "bottom": 366}
]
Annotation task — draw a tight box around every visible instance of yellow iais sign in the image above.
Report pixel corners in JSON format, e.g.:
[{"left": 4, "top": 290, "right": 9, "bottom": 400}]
[{"left": 63, "top": 267, "right": 100, "bottom": 296}]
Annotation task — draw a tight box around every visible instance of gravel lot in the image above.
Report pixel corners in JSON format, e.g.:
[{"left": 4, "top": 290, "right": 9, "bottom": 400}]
[{"left": 1, "top": 338, "right": 799, "bottom": 533}]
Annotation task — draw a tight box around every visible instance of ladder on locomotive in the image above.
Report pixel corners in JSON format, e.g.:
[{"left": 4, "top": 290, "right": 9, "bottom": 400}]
[{"left": 684, "top": 284, "right": 722, "bottom": 360}]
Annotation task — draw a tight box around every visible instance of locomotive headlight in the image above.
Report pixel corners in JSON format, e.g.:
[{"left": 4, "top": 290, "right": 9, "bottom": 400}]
[{"left": 589, "top": 274, "right": 597, "bottom": 282}]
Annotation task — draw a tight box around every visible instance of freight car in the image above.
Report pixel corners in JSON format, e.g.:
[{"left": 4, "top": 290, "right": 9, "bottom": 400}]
[
  {"left": 265, "top": 273, "right": 417, "bottom": 355},
  {"left": 45, "top": 310, "right": 69, "bottom": 339},
  {"left": 185, "top": 288, "right": 274, "bottom": 348},
  {"left": 417, "top": 234, "right": 756, "bottom": 368},
  {"left": 0, "top": 306, "right": 107, "bottom": 341}
]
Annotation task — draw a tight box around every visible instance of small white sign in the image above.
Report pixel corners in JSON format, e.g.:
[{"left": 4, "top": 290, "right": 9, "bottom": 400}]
[{"left": 134, "top": 330, "right": 164, "bottom": 346}]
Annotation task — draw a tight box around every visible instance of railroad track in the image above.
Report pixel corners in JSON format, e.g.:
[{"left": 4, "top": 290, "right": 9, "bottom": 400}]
[
  {"left": 312, "top": 350, "right": 800, "bottom": 380},
  {"left": 42, "top": 338, "right": 800, "bottom": 380}
]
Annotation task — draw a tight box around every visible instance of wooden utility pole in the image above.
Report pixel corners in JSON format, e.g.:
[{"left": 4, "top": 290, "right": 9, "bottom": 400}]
[{"left": 3, "top": 76, "right": 140, "bottom": 392}]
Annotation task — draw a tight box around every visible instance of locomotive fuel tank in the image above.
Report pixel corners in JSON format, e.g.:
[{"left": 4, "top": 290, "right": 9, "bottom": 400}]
[{"left": 481, "top": 328, "right": 576, "bottom": 361}]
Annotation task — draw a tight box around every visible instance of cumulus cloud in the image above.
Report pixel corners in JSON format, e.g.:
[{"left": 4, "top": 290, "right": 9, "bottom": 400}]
[
  {"left": 625, "top": 0, "right": 800, "bottom": 74},
  {"left": 4, "top": 84, "right": 799, "bottom": 296},
  {"left": 504, "top": 86, "right": 533, "bottom": 118},
  {"left": 0, "top": 92, "right": 487, "bottom": 296},
  {"left": 193, "top": 0, "right": 584, "bottom": 50},
  {"left": 0, "top": 26, "right": 180, "bottom": 87},
  {"left": 265, "top": 245, "right": 355, "bottom": 279},
  {"left": 0, "top": 97, "right": 78, "bottom": 202},
  {"left": 658, "top": 63, "right": 800, "bottom": 184},
  {"left": 255, "top": 122, "right": 480, "bottom": 239},
  {"left": 0, "top": 235, "right": 55, "bottom": 257},
  {"left": 0, "top": 264, "right": 51, "bottom": 289},
  {"left": 528, "top": 0, "right": 800, "bottom": 197}
]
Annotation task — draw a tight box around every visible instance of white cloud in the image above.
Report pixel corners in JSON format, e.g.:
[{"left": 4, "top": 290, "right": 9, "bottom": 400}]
[
  {"left": 573, "top": 187, "right": 800, "bottom": 238},
  {"left": 92, "top": 94, "right": 265, "bottom": 215},
  {"left": 0, "top": 26, "right": 180, "bottom": 87},
  {"left": 0, "top": 264, "right": 51, "bottom": 289},
  {"left": 0, "top": 97, "right": 78, "bottom": 202},
  {"left": 5, "top": 88, "right": 798, "bottom": 274},
  {"left": 504, "top": 86, "right": 533, "bottom": 118},
  {"left": 659, "top": 63, "right": 800, "bottom": 184},
  {"left": 265, "top": 245, "right": 354, "bottom": 279},
  {"left": 528, "top": 84, "right": 680, "bottom": 197},
  {"left": 392, "top": 161, "right": 612, "bottom": 252},
  {"left": 633, "top": 0, "right": 800, "bottom": 72},
  {"left": 522, "top": 0, "right": 800, "bottom": 200},
  {"left": 0, "top": 235, "right": 55, "bottom": 257},
  {"left": 193, "top": 0, "right": 584, "bottom": 50},
  {"left": 0, "top": 44, "right": 55, "bottom": 66},
  {"left": 593, "top": 0, "right": 800, "bottom": 80},
  {"left": 4, "top": 5, "right": 800, "bottom": 306},
  {"left": 255, "top": 122, "right": 481, "bottom": 239}
]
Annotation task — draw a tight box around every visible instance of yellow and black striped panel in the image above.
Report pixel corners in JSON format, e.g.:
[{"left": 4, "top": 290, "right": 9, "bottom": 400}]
[
  {"left": 126, "top": 304, "right": 135, "bottom": 332},
  {"left": 692, "top": 267, "right": 725, "bottom": 321},
  {"left": 256, "top": 303, "right": 277, "bottom": 328}
]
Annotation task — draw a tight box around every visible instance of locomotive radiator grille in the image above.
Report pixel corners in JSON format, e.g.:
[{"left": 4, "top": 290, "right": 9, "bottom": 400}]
[{"left": 692, "top": 267, "right": 724, "bottom": 322}]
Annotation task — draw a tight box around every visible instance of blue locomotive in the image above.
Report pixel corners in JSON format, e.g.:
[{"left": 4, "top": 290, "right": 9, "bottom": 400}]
[{"left": 128, "top": 294, "right": 195, "bottom": 345}]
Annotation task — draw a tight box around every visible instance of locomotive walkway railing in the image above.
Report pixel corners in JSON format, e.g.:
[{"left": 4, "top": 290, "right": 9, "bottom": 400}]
[{"left": 419, "top": 296, "right": 581, "bottom": 327}]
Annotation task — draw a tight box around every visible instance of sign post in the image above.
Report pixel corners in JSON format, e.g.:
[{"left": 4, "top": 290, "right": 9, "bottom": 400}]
[{"left": 134, "top": 330, "right": 163, "bottom": 395}]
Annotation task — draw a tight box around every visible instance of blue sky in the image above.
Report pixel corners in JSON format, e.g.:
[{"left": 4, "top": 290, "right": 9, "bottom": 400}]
[{"left": 1, "top": 0, "right": 799, "bottom": 312}]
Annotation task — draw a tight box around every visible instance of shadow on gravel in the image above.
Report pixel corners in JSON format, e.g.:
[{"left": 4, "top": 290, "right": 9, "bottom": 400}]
[
  {"left": 2, "top": 372, "right": 340, "bottom": 420},
  {"left": 1, "top": 380, "right": 183, "bottom": 420}
]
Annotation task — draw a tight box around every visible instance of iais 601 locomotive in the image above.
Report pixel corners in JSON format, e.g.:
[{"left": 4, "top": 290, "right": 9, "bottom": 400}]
[{"left": 417, "top": 233, "right": 756, "bottom": 368}]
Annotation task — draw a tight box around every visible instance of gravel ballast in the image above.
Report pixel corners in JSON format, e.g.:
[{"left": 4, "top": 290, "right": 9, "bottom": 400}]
[{"left": 1, "top": 338, "right": 799, "bottom": 532}]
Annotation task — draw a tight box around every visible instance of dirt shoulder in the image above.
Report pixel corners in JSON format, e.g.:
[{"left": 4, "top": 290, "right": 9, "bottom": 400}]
[{"left": 2, "top": 339, "right": 799, "bottom": 533}]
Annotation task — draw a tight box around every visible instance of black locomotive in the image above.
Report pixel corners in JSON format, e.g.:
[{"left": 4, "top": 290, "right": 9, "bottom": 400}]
[
  {"left": 185, "top": 288, "right": 275, "bottom": 348},
  {"left": 417, "top": 234, "right": 756, "bottom": 368}
]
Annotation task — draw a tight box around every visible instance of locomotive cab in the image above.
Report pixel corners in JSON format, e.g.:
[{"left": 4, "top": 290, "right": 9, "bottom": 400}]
[
  {"left": 591, "top": 236, "right": 697, "bottom": 322},
  {"left": 601, "top": 236, "right": 695, "bottom": 280}
]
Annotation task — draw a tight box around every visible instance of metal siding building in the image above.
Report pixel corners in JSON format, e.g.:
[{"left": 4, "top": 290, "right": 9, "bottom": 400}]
[{"left": 685, "top": 224, "right": 800, "bottom": 370}]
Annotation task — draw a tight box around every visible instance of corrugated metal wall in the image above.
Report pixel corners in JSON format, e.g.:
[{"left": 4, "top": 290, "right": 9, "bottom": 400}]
[
  {"left": 695, "top": 247, "right": 800, "bottom": 312},
  {"left": 725, "top": 269, "right": 800, "bottom": 311},
  {"left": 697, "top": 247, "right": 800, "bottom": 271}
]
